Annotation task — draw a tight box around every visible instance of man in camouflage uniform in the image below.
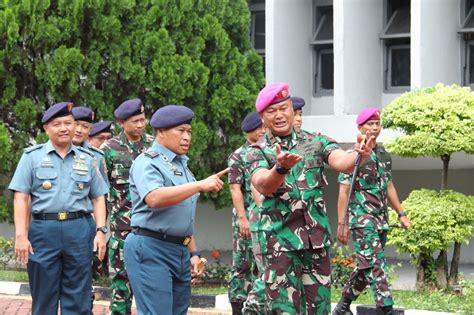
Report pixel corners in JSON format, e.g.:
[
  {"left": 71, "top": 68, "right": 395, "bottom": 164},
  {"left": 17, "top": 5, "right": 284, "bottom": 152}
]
[
  {"left": 333, "top": 108, "right": 411, "bottom": 315},
  {"left": 228, "top": 112, "right": 266, "bottom": 315},
  {"left": 101, "top": 99, "right": 154, "bottom": 315},
  {"left": 246, "top": 83, "right": 374, "bottom": 314}
]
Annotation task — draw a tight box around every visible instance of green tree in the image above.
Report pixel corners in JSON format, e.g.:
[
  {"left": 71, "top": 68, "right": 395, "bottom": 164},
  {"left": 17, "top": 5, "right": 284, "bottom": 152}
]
[
  {"left": 0, "top": 0, "right": 264, "bottom": 221},
  {"left": 382, "top": 83, "right": 474, "bottom": 289}
]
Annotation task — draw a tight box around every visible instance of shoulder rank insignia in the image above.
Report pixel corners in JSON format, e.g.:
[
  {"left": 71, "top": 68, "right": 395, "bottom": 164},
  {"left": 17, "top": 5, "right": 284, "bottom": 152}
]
[
  {"left": 144, "top": 150, "right": 160, "bottom": 158},
  {"left": 88, "top": 146, "right": 104, "bottom": 156},
  {"left": 76, "top": 146, "right": 94, "bottom": 158},
  {"left": 24, "top": 144, "right": 44, "bottom": 154}
]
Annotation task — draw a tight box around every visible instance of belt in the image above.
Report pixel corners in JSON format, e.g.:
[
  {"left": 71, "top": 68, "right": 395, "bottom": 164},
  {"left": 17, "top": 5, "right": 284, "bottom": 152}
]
[
  {"left": 132, "top": 227, "right": 191, "bottom": 246},
  {"left": 33, "top": 211, "right": 91, "bottom": 221}
]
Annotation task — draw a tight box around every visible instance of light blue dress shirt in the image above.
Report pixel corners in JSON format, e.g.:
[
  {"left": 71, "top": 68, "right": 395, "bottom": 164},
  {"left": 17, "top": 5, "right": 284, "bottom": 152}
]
[
  {"left": 129, "top": 141, "right": 199, "bottom": 237},
  {"left": 9, "top": 140, "right": 109, "bottom": 213}
]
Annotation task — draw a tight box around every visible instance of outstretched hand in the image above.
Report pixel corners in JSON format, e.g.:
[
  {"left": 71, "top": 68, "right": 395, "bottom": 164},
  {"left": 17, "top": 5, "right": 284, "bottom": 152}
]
[
  {"left": 275, "top": 143, "right": 302, "bottom": 170},
  {"left": 199, "top": 168, "right": 229, "bottom": 193},
  {"left": 354, "top": 132, "right": 376, "bottom": 157}
]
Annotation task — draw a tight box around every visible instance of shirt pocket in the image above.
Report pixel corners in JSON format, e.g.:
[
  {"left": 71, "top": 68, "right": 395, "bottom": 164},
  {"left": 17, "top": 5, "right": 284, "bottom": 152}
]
[
  {"left": 303, "top": 156, "right": 327, "bottom": 189},
  {"left": 111, "top": 163, "right": 130, "bottom": 185},
  {"left": 359, "top": 160, "right": 378, "bottom": 187},
  {"left": 35, "top": 168, "right": 58, "bottom": 192},
  {"left": 71, "top": 172, "right": 91, "bottom": 195}
]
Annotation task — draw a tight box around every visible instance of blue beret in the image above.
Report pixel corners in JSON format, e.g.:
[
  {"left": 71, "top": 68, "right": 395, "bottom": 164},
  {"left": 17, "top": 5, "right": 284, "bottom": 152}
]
[
  {"left": 150, "top": 105, "right": 194, "bottom": 129},
  {"left": 72, "top": 106, "right": 95, "bottom": 123},
  {"left": 291, "top": 97, "right": 305, "bottom": 111},
  {"left": 42, "top": 102, "right": 73, "bottom": 124},
  {"left": 114, "top": 98, "right": 145, "bottom": 119},
  {"left": 89, "top": 121, "right": 112, "bottom": 137},
  {"left": 241, "top": 112, "right": 262, "bottom": 132}
]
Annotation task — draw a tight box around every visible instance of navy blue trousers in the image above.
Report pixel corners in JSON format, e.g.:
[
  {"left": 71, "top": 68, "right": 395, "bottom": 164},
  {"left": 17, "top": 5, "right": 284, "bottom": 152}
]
[
  {"left": 27, "top": 216, "right": 95, "bottom": 315},
  {"left": 124, "top": 233, "right": 191, "bottom": 315}
]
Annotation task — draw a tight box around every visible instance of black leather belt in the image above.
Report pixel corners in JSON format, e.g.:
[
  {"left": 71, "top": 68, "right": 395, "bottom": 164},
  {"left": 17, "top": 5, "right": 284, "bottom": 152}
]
[
  {"left": 132, "top": 227, "right": 191, "bottom": 246},
  {"left": 33, "top": 211, "right": 91, "bottom": 221}
]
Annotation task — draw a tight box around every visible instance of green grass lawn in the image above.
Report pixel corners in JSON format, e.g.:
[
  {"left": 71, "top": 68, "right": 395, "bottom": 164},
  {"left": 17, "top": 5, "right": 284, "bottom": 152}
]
[{"left": 1, "top": 269, "right": 472, "bottom": 313}]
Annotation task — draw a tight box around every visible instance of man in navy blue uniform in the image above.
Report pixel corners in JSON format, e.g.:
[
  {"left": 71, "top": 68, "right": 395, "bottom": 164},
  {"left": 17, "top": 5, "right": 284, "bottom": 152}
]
[
  {"left": 9, "top": 102, "right": 109, "bottom": 315},
  {"left": 124, "top": 105, "right": 228, "bottom": 314}
]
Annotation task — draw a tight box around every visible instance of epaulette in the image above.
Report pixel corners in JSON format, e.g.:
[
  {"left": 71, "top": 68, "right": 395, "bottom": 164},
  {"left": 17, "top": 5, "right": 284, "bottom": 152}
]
[
  {"left": 24, "top": 144, "right": 44, "bottom": 154},
  {"left": 88, "top": 146, "right": 104, "bottom": 156},
  {"left": 76, "top": 146, "right": 95, "bottom": 157},
  {"left": 144, "top": 150, "right": 160, "bottom": 158}
]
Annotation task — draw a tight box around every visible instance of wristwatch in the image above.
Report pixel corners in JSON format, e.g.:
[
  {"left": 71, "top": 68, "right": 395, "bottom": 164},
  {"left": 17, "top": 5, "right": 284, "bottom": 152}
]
[
  {"left": 275, "top": 163, "right": 290, "bottom": 175},
  {"left": 190, "top": 251, "right": 201, "bottom": 258},
  {"left": 398, "top": 211, "right": 407, "bottom": 218},
  {"left": 96, "top": 226, "right": 109, "bottom": 234}
]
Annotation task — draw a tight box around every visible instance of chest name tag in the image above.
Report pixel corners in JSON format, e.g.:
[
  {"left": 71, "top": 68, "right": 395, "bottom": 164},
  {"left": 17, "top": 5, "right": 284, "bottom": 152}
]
[{"left": 174, "top": 171, "right": 183, "bottom": 176}]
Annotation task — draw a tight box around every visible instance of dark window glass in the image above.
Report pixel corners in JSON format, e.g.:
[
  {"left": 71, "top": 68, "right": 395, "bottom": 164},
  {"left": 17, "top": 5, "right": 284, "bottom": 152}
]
[
  {"left": 314, "top": 7, "right": 333, "bottom": 42},
  {"left": 469, "top": 44, "right": 474, "bottom": 84},
  {"left": 385, "top": 6, "right": 410, "bottom": 35},
  {"left": 321, "top": 51, "right": 334, "bottom": 90},
  {"left": 391, "top": 47, "right": 410, "bottom": 86},
  {"left": 254, "top": 11, "right": 265, "bottom": 50}
]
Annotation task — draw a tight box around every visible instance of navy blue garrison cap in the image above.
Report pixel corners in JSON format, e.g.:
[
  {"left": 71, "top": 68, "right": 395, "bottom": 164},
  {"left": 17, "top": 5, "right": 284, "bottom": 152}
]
[
  {"left": 241, "top": 112, "right": 262, "bottom": 132},
  {"left": 114, "top": 98, "right": 145, "bottom": 120},
  {"left": 291, "top": 96, "right": 305, "bottom": 111},
  {"left": 42, "top": 102, "right": 74, "bottom": 124},
  {"left": 72, "top": 106, "right": 95, "bottom": 123},
  {"left": 89, "top": 121, "right": 112, "bottom": 137},
  {"left": 150, "top": 105, "right": 194, "bottom": 129}
]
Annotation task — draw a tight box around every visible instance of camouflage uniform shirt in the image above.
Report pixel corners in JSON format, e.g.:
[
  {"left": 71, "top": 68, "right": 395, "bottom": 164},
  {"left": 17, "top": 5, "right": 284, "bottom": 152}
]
[
  {"left": 228, "top": 140, "right": 254, "bottom": 220},
  {"left": 247, "top": 129, "right": 340, "bottom": 254},
  {"left": 338, "top": 144, "right": 392, "bottom": 231},
  {"left": 101, "top": 132, "right": 154, "bottom": 231}
]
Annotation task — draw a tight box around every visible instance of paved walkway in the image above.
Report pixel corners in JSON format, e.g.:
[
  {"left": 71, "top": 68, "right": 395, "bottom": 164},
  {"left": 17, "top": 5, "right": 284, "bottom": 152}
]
[{"left": 0, "top": 295, "right": 230, "bottom": 315}]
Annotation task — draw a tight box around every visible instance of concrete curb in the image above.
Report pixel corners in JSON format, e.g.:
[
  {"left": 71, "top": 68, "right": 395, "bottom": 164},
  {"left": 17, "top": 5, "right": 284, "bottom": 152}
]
[{"left": 0, "top": 281, "right": 457, "bottom": 314}]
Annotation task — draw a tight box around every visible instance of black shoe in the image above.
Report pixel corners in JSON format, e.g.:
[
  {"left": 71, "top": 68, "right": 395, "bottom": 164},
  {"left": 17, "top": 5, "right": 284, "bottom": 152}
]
[
  {"left": 231, "top": 301, "right": 244, "bottom": 315},
  {"left": 377, "top": 305, "right": 394, "bottom": 314},
  {"left": 332, "top": 296, "right": 353, "bottom": 315}
]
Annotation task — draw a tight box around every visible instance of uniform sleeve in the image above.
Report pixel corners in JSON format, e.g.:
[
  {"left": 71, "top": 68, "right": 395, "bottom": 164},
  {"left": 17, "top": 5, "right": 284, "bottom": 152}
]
[
  {"left": 100, "top": 144, "right": 113, "bottom": 180},
  {"left": 98, "top": 155, "right": 110, "bottom": 186},
  {"left": 8, "top": 153, "right": 33, "bottom": 194},
  {"left": 130, "top": 157, "right": 165, "bottom": 203},
  {"left": 228, "top": 152, "right": 244, "bottom": 185},
  {"left": 88, "top": 160, "right": 109, "bottom": 199},
  {"left": 338, "top": 172, "right": 351, "bottom": 186},
  {"left": 246, "top": 146, "right": 270, "bottom": 178},
  {"left": 319, "top": 134, "right": 340, "bottom": 164}
]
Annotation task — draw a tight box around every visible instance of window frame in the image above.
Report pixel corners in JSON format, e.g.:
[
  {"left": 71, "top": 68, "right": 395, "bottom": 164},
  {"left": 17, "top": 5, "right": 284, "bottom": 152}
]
[
  {"left": 311, "top": 0, "right": 334, "bottom": 96},
  {"left": 249, "top": 0, "right": 265, "bottom": 56},
  {"left": 385, "top": 43, "right": 411, "bottom": 92}
]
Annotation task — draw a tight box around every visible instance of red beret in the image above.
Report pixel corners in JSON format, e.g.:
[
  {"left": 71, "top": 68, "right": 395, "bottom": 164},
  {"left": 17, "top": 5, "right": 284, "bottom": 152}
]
[
  {"left": 356, "top": 107, "right": 381, "bottom": 125},
  {"left": 255, "top": 82, "right": 290, "bottom": 113}
]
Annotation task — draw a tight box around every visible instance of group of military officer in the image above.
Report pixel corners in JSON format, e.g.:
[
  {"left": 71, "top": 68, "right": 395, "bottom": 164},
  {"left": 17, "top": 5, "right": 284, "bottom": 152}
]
[
  {"left": 9, "top": 81, "right": 411, "bottom": 315},
  {"left": 226, "top": 82, "right": 411, "bottom": 315}
]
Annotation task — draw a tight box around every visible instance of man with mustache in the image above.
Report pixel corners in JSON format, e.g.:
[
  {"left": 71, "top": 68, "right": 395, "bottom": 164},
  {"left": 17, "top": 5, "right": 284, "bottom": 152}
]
[
  {"left": 101, "top": 98, "right": 154, "bottom": 315},
  {"left": 124, "top": 105, "right": 228, "bottom": 314},
  {"left": 333, "top": 108, "right": 411, "bottom": 315},
  {"left": 246, "top": 82, "right": 375, "bottom": 314},
  {"left": 9, "top": 102, "right": 108, "bottom": 314}
]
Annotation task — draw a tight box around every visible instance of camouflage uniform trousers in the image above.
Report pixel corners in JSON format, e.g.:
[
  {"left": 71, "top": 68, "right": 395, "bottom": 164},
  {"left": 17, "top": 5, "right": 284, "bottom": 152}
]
[
  {"left": 229, "top": 221, "right": 259, "bottom": 304},
  {"left": 261, "top": 247, "right": 331, "bottom": 315},
  {"left": 109, "top": 230, "right": 133, "bottom": 315},
  {"left": 342, "top": 225, "right": 394, "bottom": 308},
  {"left": 242, "top": 231, "right": 268, "bottom": 315}
]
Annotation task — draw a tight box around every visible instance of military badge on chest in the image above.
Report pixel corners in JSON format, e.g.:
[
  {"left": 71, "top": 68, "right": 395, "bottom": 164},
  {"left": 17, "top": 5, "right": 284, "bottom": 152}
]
[
  {"left": 161, "top": 155, "right": 182, "bottom": 176},
  {"left": 73, "top": 154, "right": 89, "bottom": 176},
  {"left": 40, "top": 157, "right": 54, "bottom": 189}
]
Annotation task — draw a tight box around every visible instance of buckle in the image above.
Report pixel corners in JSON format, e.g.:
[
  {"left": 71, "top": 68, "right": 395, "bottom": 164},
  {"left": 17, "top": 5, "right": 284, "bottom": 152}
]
[
  {"left": 182, "top": 237, "right": 191, "bottom": 246},
  {"left": 58, "top": 211, "right": 69, "bottom": 221}
]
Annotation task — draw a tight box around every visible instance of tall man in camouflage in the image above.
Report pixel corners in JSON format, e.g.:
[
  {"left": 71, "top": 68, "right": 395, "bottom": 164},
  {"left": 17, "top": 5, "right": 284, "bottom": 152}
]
[
  {"left": 333, "top": 108, "right": 411, "bottom": 315},
  {"left": 228, "top": 112, "right": 266, "bottom": 315},
  {"left": 101, "top": 99, "right": 154, "bottom": 315},
  {"left": 246, "top": 82, "right": 375, "bottom": 314}
]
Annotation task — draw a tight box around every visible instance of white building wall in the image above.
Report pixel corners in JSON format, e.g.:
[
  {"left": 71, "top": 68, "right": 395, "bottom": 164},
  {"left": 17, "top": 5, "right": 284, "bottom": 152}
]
[{"left": 411, "top": 0, "right": 461, "bottom": 87}]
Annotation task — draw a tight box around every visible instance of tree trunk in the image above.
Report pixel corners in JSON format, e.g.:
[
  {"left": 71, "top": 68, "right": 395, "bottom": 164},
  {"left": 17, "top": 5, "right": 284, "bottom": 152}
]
[
  {"left": 449, "top": 242, "right": 462, "bottom": 285},
  {"left": 436, "top": 250, "right": 448, "bottom": 289},
  {"left": 416, "top": 255, "right": 426, "bottom": 290},
  {"left": 441, "top": 154, "right": 450, "bottom": 191}
]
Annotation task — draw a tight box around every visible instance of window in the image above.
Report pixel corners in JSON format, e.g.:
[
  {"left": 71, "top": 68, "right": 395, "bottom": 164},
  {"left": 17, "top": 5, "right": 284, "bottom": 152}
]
[
  {"left": 311, "top": 1, "right": 333, "bottom": 96},
  {"left": 382, "top": 0, "right": 410, "bottom": 92},
  {"left": 249, "top": 0, "right": 265, "bottom": 70},
  {"left": 461, "top": 0, "right": 474, "bottom": 87}
]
